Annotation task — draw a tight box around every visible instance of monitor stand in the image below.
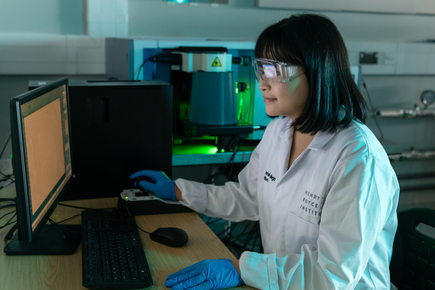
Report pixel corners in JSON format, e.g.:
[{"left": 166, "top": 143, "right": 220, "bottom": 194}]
[{"left": 4, "top": 224, "right": 81, "bottom": 255}]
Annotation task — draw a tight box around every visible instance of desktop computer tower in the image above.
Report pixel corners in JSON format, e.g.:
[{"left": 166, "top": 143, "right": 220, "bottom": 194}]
[{"left": 29, "top": 80, "right": 173, "bottom": 200}]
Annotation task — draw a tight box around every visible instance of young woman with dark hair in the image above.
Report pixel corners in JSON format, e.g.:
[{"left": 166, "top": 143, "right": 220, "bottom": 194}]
[
  {"left": 131, "top": 13, "right": 399, "bottom": 290},
  {"left": 254, "top": 13, "right": 367, "bottom": 134}
]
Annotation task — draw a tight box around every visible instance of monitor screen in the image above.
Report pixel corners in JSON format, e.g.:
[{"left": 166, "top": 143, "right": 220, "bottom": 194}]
[{"left": 4, "top": 78, "right": 81, "bottom": 255}]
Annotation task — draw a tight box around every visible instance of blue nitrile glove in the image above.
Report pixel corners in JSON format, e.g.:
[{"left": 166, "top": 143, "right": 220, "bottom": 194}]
[
  {"left": 130, "top": 170, "right": 176, "bottom": 201},
  {"left": 165, "top": 259, "right": 244, "bottom": 290}
]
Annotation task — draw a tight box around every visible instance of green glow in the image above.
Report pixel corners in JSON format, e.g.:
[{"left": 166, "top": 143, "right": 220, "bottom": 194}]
[
  {"left": 238, "top": 98, "right": 244, "bottom": 120},
  {"left": 235, "top": 82, "right": 239, "bottom": 94},
  {"left": 221, "top": 149, "right": 225, "bottom": 153},
  {"left": 172, "top": 144, "right": 218, "bottom": 155}
]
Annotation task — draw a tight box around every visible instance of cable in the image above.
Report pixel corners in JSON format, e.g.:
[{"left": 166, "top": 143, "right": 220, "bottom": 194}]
[
  {"left": 362, "top": 79, "right": 385, "bottom": 140},
  {"left": 205, "top": 217, "right": 223, "bottom": 225},
  {"left": 0, "top": 204, "right": 16, "bottom": 211},
  {"left": 48, "top": 218, "right": 81, "bottom": 234},
  {"left": 214, "top": 138, "right": 243, "bottom": 183},
  {"left": 0, "top": 135, "right": 10, "bottom": 162},
  {"left": 134, "top": 56, "right": 155, "bottom": 80},
  {"left": 50, "top": 214, "right": 81, "bottom": 225},
  {"left": 0, "top": 212, "right": 17, "bottom": 229},
  {"left": 215, "top": 221, "right": 238, "bottom": 238},
  {"left": 0, "top": 180, "right": 15, "bottom": 192},
  {"left": 0, "top": 134, "right": 13, "bottom": 180},
  {"left": 125, "top": 200, "right": 151, "bottom": 235},
  {"left": 0, "top": 198, "right": 16, "bottom": 202},
  {"left": 0, "top": 209, "right": 16, "bottom": 222},
  {"left": 4, "top": 222, "right": 19, "bottom": 243},
  {"left": 228, "top": 139, "right": 244, "bottom": 182},
  {"left": 56, "top": 204, "right": 149, "bottom": 235},
  {"left": 133, "top": 54, "right": 180, "bottom": 81},
  {"left": 58, "top": 203, "right": 116, "bottom": 211},
  {"left": 203, "top": 137, "right": 244, "bottom": 185}
]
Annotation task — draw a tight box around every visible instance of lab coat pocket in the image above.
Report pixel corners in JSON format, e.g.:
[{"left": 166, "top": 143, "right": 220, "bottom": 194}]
[
  {"left": 290, "top": 205, "right": 322, "bottom": 225},
  {"left": 290, "top": 190, "right": 325, "bottom": 225}
]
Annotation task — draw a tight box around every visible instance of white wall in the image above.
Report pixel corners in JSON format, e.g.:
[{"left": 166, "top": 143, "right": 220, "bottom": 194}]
[
  {"left": 128, "top": 0, "right": 435, "bottom": 42},
  {"left": 0, "top": 0, "right": 83, "bottom": 35}
]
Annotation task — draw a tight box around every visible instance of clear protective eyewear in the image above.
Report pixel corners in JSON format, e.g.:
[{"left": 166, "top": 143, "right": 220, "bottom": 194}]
[{"left": 252, "top": 58, "right": 302, "bottom": 84}]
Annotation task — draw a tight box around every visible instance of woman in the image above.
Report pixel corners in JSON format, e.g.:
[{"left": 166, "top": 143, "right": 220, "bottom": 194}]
[{"left": 131, "top": 13, "right": 400, "bottom": 290}]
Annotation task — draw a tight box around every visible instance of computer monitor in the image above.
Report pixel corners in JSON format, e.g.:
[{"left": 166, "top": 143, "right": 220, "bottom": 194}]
[
  {"left": 28, "top": 80, "right": 173, "bottom": 201},
  {"left": 4, "top": 78, "right": 81, "bottom": 255}
]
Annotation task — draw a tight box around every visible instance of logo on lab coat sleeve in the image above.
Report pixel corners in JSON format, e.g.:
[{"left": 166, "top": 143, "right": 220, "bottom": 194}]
[{"left": 264, "top": 171, "right": 276, "bottom": 182}]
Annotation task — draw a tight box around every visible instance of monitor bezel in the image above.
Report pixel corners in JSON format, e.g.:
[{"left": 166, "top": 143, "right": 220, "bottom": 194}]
[{"left": 9, "top": 77, "right": 73, "bottom": 244}]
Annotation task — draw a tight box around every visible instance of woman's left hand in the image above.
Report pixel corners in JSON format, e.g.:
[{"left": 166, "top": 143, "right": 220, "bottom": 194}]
[{"left": 165, "top": 259, "right": 244, "bottom": 290}]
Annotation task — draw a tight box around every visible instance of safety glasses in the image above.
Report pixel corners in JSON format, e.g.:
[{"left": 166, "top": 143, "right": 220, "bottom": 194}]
[{"left": 252, "top": 58, "right": 302, "bottom": 84}]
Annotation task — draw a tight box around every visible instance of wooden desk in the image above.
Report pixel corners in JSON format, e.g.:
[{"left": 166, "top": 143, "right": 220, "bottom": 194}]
[{"left": 0, "top": 187, "right": 254, "bottom": 290}]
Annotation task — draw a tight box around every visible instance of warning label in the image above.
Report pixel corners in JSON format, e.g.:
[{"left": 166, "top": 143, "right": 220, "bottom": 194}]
[{"left": 212, "top": 57, "right": 222, "bottom": 67}]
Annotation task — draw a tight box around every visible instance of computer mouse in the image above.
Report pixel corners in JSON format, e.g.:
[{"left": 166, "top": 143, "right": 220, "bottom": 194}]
[
  {"left": 149, "top": 227, "right": 189, "bottom": 247},
  {"left": 134, "top": 176, "right": 154, "bottom": 191}
]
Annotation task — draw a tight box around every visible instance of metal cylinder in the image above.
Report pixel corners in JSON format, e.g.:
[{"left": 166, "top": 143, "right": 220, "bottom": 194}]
[{"left": 189, "top": 71, "right": 238, "bottom": 126}]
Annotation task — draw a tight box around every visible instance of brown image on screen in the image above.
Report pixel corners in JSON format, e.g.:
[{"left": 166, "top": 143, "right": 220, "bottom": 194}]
[{"left": 23, "top": 98, "right": 65, "bottom": 215}]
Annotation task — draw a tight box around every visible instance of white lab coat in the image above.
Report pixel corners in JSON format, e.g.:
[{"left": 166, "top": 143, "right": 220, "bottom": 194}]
[{"left": 175, "top": 116, "right": 400, "bottom": 290}]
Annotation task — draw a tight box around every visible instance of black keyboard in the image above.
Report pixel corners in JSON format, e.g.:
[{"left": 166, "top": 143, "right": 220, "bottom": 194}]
[{"left": 81, "top": 210, "right": 153, "bottom": 290}]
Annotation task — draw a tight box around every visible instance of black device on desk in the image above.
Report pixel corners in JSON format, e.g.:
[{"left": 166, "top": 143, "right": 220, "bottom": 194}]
[
  {"left": 4, "top": 78, "right": 81, "bottom": 255},
  {"left": 29, "top": 80, "right": 173, "bottom": 201}
]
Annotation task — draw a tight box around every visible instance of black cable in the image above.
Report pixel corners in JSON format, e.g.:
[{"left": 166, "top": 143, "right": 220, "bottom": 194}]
[
  {"left": 0, "top": 135, "right": 10, "bottom": 162},
  {"left": 253, "top": 222, "right": 262, "bottom": 249},
  {"left": 0, "top": 209, "right": 16, "bottom": 221},
  {"left": 228, "top": 139, "right": 244, "bottom": 182},
  {"left": 58, "top": 203, "right": 116, "bottom": 211},
  {"left": 205, "top": 218, "right": 223, "bottom": 225},
  {"left": 56, "top": 203, "right": 150, "bottom": 234},
  {"left": 0, "top": 198, "right": 16, "bottom": 202},
  {"left": 362, "top": 79, "right": 385, "bottom": 140},
  {"left": 0, "top": 180, "right": 15, "bottom": 192},
  {"left": 214, "top": 144, "right": 239, "bottom": 183},
  {"left": 248, "top": 222, "right": 262, "bottom": 252},
  {"left": 205, "top": 137, "right": 243, "bottom": 184},
  {"left": 215, "top": 221, "right": 238, "bottom": 238},
  {"left": 4, "top": 222, "right": 19, "bottom": 242},
  {"left": 242, "top": 221, "right": 259, "bottom": 250},
  {"left": 227, "top": 221, "right": 251, "bottom": 246},
  {"left": 48, "top": 218, "right": 81, "bottom": 234},
  {"left": 0, "top": 204, "right": 16, "bottom": 211},
  {"left": 125, "top": 201, "right": 151, "bottom": 235},
  {"left": 50, "top": 213, "right": 81, "bottom": 225},
  {"left": 134, "top": 57, "right": 154, "bottom": 80},
  {"left": 0, "top": 134, "right": 13, "bottom": 180},
  {"left": 0, "top": 212, "right": 17, "bottom": 229}
]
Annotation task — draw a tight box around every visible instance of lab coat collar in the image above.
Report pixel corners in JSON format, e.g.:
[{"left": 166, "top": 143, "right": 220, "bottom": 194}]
[
  {"left": 277, "top": 116, "right": 338, "bottom": 152},
  {"left": 307, "top": 130, "right": 336, "bottom": 151}
]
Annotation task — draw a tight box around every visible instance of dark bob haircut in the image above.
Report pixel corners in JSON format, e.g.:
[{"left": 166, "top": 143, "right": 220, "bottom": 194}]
[{"left": 255, "top": 13, "right": 367, "bottom": 134}]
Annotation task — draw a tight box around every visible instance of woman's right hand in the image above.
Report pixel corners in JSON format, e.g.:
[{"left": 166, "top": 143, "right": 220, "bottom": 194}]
[{"left": 130, "top": 170, "right": 176, "bottom": 201}]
